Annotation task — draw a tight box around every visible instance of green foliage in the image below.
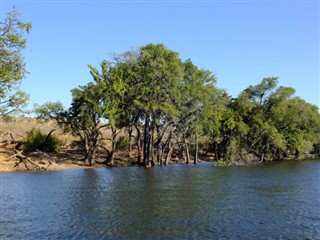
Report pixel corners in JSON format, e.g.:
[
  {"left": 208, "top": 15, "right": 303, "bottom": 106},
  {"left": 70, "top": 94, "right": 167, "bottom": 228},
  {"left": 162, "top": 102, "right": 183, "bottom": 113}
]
[
  {"left": 0, "top": 8, "right": 32, "bottom": 116},
  {"left": 245, "top": 77, "right": 278, "bottom": 105},
  {"left": 214, "top": 159, "right": 235, "bottom": 167},
  {"left": 116, "top": 136, "right": 130, "bottom": 150},
  {"left": 24, "top": 128, "right": 62, "bottom": 152},
  {"left": 222, "top": 78, "right": 320, "bottom": 163},
  {"left": 133, "top": 44, "right": 184, "bottom": 118},
  {"left": 225, "top": 139, "right": 239, "bottom": 161},
  {"left": 35, "top": 101, "right": 65, "bottom": 121},
  {"left": 35, "top": 43, "right": 320, "bottom": 166}
]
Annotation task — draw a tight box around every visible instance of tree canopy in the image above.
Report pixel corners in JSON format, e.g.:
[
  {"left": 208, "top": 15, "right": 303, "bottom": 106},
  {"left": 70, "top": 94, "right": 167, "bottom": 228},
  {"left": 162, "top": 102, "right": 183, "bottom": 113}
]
[
  {"left": 35, "top": 44, "right": 320, "bottom": 166},
  {"left": 0, "top": 8, "right": 31, "bottom": 116}
]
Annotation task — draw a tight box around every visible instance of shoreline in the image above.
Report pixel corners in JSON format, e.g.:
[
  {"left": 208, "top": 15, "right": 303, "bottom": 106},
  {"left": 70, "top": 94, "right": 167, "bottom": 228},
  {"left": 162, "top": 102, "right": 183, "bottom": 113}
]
[
  {"left": 0, "top": 157, "right": 209, "bottom": 173},
  {"left": 0, "top": 148, "right": 206, "bottom": 172},
  {"left": 1, "top": 148, "right": 318, "bottom": 173},
  {"left": 0, "top": 149, "right": 132, "bottom": 172}
]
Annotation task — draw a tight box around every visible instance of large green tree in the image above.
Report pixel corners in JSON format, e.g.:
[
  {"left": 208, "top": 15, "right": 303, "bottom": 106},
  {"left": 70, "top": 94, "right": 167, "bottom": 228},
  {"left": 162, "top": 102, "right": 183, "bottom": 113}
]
[
  {"left": 124, "top": 44, "right": 184, "bottom": 167},
  {"left": 36, "top": 61, "right": 127, "bottom": 166},
  {"left": 0, "top": 8, "right": 31, "bottom": 116},
  {"left": 36, "top": 82, "right": 108, "bottom": 166},
  {"left": 88, "top": 61, "right": 127, "bottom": 165},
  {"left": 224, "top": 78, "right": 320, "bottom": 163},
  {"left": 175, "top": 59, "right": 220, "bottom": 164}
]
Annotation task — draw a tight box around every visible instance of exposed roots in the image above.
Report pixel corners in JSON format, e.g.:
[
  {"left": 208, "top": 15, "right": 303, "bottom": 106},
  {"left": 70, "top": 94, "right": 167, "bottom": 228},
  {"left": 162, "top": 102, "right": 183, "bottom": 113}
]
[{"left": 11, "top": 150, "right": 53, "bottom": 171}]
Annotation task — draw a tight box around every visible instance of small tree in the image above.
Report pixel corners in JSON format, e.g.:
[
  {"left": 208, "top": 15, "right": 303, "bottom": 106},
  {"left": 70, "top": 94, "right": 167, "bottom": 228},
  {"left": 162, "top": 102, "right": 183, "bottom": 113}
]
[
  {"left": 36, "top": 62, "right": 125, "bottom": 166},
  {"left": 36, "top": 84, "right": 107, "bottom": 165},
  {"left": 88, "top": 61, "right": 128, "bottom": 165}
]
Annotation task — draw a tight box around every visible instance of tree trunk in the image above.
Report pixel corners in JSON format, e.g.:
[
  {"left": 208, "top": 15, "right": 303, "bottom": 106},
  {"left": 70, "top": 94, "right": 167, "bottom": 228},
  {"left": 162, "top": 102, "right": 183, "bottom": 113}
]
[
  {"left": 108, "top": 128, "right": 118, "bottom": 166},
  {"left": 84, "top": 130, "right": 99, "bottom": 166},
  {"left": 83, "top": 134, "right": 90, "bottom": 163},
  {"left": 275, "top": 148, "right": 281, "bottom": 160},
  {"left": 217, "top": 141, "right": 225, "bottom": 160},
  {"left": 146, "top": 136, "right": 151, "bottom": 167},
  {"left": 213, "top": 142, "right": 219, "bottom": 161},
  {"left": 158, "top": 143, "right": 163, "bottom": 166},
  {"left": 161, "top": 132, "right": 172, "bottom": 166},
  {"left": 134, "top": 124, "right": 142, "bottom": 164},
  {"left": 194, "top": 133, "right": 199, "bottom": 164},
  {"left": 155, "top": 125, "right": 162, "bottom": 165},
  {"left": 315, "top": 144, "right": 320, "bottom": 157},
  {"left": 184, "top": 137, "right": 190, "bottom": 164},
  {"left": 295, "top": 149, "right": 300, "bottom": 159},
  {"left": 143, "top": 117, "right": 150, "bottom": 166},
  {"left": 86, "top": 146, "right": 96, "bottom": 166},
  {"left": 41, "top": 129, "right": 56, "bottom": 150},
  {"left": 147, "top": 121, "right": 155, "bottom": 167},
  {"left": 91, "top": 147, "right": 96, "bottom": 166},
  {"left": 108, "top": 151, "right": 115, "bottom": 166},
  {"left": 128, "top": 126, "right": 133, "bottom": 157},
  {"left": 12, "top": 150, "right": 42, "bottom": 170},
  {"left": 165, "top": 143, "right": 174, "bottom": 166}
]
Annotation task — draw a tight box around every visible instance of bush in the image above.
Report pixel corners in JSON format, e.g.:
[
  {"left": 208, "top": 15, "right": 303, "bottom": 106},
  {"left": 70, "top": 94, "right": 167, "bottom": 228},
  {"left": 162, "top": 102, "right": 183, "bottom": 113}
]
[
  {"left": 24, "top": 128, "right": 62, "bottom": 152},
  {"left": 214, "top": 159, "right": 235, "bottom": 167},
  {"left": 225, "top": 139, "right": 239, "bottom": 161},
  {"left": 116, "top": 136, "right": 129, "bottom": 150}
]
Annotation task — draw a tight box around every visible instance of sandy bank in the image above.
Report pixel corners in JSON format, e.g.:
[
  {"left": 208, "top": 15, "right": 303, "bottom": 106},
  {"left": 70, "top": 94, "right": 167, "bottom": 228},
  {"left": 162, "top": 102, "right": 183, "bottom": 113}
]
[{"left": 0, "top": 148, "right": 137, "bottom": 172}]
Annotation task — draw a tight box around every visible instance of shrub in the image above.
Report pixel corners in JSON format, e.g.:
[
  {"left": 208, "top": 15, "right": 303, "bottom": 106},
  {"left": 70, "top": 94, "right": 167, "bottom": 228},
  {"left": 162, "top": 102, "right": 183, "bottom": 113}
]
[
  {"left": 116, "top": 135, "right": 129, "bottom": 150},
  {"left": 214, "top": 159, "right": 235, "bottom": 167},
  {"left": 24, "top": 128, "right": 62, "bottom": 152}
]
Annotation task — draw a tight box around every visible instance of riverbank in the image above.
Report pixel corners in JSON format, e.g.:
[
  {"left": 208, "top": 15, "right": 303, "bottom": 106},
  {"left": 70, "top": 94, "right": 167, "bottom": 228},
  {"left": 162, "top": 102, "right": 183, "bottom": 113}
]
[
  {"left": 0, "top": 147, "right": 142, "bottom": 172},
  {"left": 0, "top": 148, "right": 92, "bottom": 172},
  {"left": 2, "top": 146, "right": 317, "bottom": 172},
  {"left": 0, "top": 147, "right": 194, "bottom": 172}
]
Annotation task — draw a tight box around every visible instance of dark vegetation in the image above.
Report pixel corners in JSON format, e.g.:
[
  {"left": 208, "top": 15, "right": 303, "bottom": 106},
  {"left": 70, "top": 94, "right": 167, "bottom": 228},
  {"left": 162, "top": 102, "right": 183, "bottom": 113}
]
[
  {"left": 23, "top": 128, "right": 62, "bottom": 152},
  {"left": 1, "top": 8, "right": 320, "bottom": 169}
]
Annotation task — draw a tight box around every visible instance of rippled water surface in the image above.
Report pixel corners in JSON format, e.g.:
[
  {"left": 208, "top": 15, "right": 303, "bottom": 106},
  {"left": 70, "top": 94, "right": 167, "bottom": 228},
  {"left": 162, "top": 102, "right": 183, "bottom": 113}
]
[{"left": 1, "top": 160, "right": 320, "bottom": 239}]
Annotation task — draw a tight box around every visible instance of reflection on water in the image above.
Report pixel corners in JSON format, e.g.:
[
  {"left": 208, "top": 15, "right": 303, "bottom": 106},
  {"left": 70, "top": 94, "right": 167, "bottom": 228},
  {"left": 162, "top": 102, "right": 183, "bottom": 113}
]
[{"left": 1, "top": 160, "right": 320, "bottom": 239}]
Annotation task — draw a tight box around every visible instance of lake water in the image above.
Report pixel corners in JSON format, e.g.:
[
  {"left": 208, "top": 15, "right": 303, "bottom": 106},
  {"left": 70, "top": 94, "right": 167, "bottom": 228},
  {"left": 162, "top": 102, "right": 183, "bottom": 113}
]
[{"left": 1, "top": 160, "right": 320, "bottom": 239}]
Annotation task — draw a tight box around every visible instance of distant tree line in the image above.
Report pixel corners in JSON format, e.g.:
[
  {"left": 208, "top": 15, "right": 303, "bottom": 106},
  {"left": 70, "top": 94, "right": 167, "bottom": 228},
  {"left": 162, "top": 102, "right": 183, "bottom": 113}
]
[{"left": 35, "top": 44, "right": 320, "bottom": 166}]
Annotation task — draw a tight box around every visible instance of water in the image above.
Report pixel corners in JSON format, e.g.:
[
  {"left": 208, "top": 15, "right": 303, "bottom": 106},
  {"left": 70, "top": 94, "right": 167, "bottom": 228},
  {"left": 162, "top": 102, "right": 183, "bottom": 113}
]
[{"left": 1, "top": 160, "right": 320, "bottom": 239}]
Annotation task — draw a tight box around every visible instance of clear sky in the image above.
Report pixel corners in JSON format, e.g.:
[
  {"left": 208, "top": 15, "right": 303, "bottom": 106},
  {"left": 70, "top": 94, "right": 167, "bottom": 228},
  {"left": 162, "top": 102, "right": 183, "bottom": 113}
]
[{"left": 1, "top": 0, "right": 319, "bottom": 109}]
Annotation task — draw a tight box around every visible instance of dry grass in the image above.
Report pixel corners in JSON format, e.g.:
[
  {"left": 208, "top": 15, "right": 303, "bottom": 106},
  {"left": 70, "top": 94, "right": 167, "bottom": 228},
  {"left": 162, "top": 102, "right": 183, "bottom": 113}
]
[
  {"left": 0, "top": 117, "right": 76, "bottom": 146},
  {"left": 0, "top": 117, "right": 135, "bottom": 171},
  {"left": 1, "top": 117, "right": 56, "bottom": 135},
  {"left": 0, "top": 117, "right": 82, "bottom": 172},
  {"left": 0, "top": 117, "right": 211, "bottom": 172}
]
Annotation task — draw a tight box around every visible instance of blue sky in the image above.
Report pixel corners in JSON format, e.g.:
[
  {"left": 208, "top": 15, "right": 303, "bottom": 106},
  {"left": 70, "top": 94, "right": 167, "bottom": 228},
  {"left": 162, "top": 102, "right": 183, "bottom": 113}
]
[{"left": 1, "top": 0, "right": 319, "bottom": 109}]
